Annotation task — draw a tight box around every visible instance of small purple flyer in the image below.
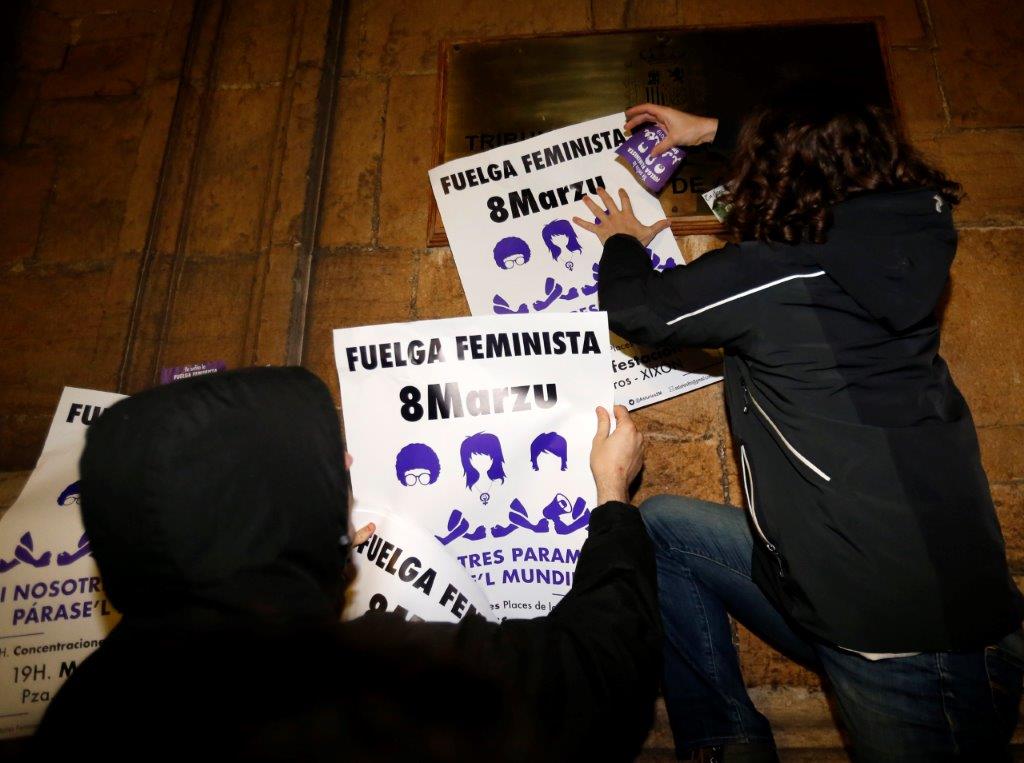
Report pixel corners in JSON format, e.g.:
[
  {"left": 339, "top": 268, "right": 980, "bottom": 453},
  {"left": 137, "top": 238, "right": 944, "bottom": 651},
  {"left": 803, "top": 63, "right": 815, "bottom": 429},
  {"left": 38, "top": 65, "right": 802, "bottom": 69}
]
[
  {"left": 159, "top": 360, "right": 227, "bottom": 385},
  {"left": 615, "top": 125, "right": 686, "bottom": 193}
]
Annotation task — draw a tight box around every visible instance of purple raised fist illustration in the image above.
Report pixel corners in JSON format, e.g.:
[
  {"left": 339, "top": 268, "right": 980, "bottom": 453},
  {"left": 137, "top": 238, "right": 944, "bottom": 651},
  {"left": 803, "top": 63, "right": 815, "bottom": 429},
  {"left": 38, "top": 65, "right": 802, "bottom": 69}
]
[
  {"left": 491, "top": 498, "right": 550, "bottom": 538},
  {"left": 435, "top": 509, "right": 487, "bottom": 545},
  {"left": 57, "top": 532, "right": 92, "bottom": 566},
  {"left": 493, "top": 294, "right": 529, "bottom": 315}
]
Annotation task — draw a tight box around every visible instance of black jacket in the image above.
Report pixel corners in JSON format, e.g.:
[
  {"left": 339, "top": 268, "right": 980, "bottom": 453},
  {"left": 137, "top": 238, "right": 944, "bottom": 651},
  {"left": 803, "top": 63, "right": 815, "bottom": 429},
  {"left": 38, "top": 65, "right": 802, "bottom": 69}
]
[
  {"left": 34, "top": 367, "right": 660, "bottom": 761},
  {"left": 599, "top": 188, "right": 1022, "bottom": 652}
]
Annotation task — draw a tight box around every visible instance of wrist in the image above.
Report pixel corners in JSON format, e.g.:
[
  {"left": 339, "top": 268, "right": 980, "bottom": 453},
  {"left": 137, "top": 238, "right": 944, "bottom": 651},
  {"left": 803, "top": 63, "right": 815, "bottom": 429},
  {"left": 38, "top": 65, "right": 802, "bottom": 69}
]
[
  {"left": 697, "top": 117, "right": 718, "bottom": 145},
  {"left": 595, "top": 482, "right": 630, "bottom": 505}
]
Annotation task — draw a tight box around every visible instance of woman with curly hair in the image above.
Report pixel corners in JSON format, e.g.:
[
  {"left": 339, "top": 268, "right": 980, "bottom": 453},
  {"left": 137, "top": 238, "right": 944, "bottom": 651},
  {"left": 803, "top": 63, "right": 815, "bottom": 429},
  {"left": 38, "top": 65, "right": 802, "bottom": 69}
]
[{"left": 577, "top": 85, "right": 1024, "bottom": 762}]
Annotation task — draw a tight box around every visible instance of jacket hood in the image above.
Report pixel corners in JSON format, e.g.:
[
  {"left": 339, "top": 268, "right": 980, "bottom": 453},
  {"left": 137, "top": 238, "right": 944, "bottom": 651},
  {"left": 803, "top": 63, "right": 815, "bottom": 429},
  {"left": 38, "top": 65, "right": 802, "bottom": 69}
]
[
  {"left": 810, "top": 188, "right": 957, "bottom": 331},
  {"left": 80, "top": 367, "right": 349, "bottom": 623}
]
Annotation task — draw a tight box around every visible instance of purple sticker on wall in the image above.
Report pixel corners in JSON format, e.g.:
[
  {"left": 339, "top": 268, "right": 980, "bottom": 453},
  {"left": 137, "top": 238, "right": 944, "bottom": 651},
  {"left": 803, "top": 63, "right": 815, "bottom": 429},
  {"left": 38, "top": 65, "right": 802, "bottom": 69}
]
[
  {"left": 615, "top": 126, "right": 686, "bottom": 193},
  {"left": 159, "top": 360, "right": 227, "bottom": 385}
]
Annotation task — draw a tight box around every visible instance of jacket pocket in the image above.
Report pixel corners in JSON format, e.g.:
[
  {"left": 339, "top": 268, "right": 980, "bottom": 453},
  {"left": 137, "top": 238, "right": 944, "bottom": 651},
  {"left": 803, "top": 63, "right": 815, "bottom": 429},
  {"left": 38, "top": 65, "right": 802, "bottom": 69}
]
[
  {"left": 740, "top": 443, "right": 788, "bottom": 580},
  {"left": 742, "top": 383, "right": 832, "bottom": 483}
]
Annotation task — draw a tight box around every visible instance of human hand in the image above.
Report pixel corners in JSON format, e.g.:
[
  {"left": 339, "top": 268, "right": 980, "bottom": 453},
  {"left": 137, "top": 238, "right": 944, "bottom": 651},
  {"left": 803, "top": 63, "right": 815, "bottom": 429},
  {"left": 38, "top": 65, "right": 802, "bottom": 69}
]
[
  {"left": 351, "top": 522, "right": 375, "bottom": 547},
  {"left": 573, "top": 187, "right": 670, "bottom": 246},
  {"left": 590, "top": 405, "right": 644, "bottom": 505},
  {"left": 624, "top": 104, "right": 718, "bottom": 157}
]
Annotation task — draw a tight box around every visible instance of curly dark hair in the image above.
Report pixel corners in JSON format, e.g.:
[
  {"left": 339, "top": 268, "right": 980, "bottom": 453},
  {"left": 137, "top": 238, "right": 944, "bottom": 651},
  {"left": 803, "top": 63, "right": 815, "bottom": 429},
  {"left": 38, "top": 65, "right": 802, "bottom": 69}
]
[{"left": 722, "top": 85, "right": 963, "bottom": 245}]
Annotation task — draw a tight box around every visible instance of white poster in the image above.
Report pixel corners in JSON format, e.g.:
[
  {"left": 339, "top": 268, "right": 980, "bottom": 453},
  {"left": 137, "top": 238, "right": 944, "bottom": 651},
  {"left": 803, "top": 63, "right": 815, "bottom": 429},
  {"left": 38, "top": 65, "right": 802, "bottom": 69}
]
[
  {"left": 334, "top": 312, "right": 613, "bottom": 621},
  {"left": 429, "top": 113, "right": 721, "bottom": 410},
  {"left": 0, "top": 387, "right": 125, "bottom": 739}
]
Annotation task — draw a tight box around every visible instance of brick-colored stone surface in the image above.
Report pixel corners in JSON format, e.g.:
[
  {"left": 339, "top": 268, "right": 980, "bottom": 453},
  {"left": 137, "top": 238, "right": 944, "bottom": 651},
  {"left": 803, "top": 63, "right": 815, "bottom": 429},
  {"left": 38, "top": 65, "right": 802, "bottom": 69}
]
[
  {"left": 319, "top": 76, "right": 387, "bottom": 248},
  {"left": 303, "top": 248, "right": 417, "bottom": 400},
  {"left": 979, "top": 426, "right": 1024, "bottom": 484},
  {"left": 737, "top": 623, "right": 822, "bottom": 688},
  {"left": 633, "top": 436, "right": 725, "bottom": 506},
  {"left": 341, "top": 0, "right": 594, "bottom": 76},
  {"left": 377, "top": 73, "right": 436, "bottom": 249},
  {"left": 216, "top": 0, "right": 298, "bottom": 86},
  {"left": 632, "top": 381, "right": 727, "bottom": 440},
  {"left": 0, "top": 147, "right": 58, "bottom": 266},
  {"left": 994, "top": 483, "right": 1024, "bottom": 570},
  {"left": 940, "top": 229, "right": 1024, "bottom": 428},
  {"left": 915, "top": 131, "right": 1024, "bottom": 227},
  {"left": 591, "top": 0, "right": 926, "bottom": 46},
  {"left": 185, "top": 85, "right": 284, "bottom": 255},
  {"left": 40, "top": 37, "right": 153, "bottom": 98},
  {"left": 929, "top": 0, "right": 1024, "bottom": 128},
  {"left": 414, "top": 248, "right": 470, "bottom": 320},
  {"left": 889, "top": 47, "right": 946, "bottom": 137},
  {"left": 18, "top": 8, "right": 72, "bottom": 72}
]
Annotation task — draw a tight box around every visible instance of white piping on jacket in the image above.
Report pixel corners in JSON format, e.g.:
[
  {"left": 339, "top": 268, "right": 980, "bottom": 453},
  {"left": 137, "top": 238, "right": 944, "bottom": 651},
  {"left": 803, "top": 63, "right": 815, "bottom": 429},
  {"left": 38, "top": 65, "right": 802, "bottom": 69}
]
[
  {"left": 746, "top": 391, "right": 832, "bottom": 482},
  {"left": 665, "top": 270, "right": 827, "bottom": 325}
]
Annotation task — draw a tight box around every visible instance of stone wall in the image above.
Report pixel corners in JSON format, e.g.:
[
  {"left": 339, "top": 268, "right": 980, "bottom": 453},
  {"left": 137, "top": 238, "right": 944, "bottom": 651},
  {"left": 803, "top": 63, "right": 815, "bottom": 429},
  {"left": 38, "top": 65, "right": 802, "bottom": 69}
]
[{"left": 1, "top": 0, "right": 1022, "bottom": 695}]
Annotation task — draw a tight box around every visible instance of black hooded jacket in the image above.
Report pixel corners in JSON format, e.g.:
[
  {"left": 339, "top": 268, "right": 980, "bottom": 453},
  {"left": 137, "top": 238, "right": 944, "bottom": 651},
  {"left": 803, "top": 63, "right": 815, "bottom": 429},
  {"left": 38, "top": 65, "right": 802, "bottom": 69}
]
[
  {"left": 599, "top": 187, "right": 1023, "bottom": 652},
  {"left": 34, "top": 367, "right": 660, "bottom": 761}
]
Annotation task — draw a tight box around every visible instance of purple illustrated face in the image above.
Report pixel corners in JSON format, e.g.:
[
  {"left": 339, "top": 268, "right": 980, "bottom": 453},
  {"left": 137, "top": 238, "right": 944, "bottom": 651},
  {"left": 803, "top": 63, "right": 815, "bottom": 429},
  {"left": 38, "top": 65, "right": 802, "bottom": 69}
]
[
  {"left": 460, "top": 432, "right": 506, "bottom": 489},
  {"left": 57, "top": 481, "right": 82, "bottom": 506},
  {"left": 493, "top": 236, "right": 531, "bottom": 270},
  {"left": 395, "top": 443, "right": 441, "bottom": 487},
  {"left": 530, "top": 431, "right": 568, "bottom": 471},
  {"left": 541, "top": 219, "right": 583, "bottom": 270}
]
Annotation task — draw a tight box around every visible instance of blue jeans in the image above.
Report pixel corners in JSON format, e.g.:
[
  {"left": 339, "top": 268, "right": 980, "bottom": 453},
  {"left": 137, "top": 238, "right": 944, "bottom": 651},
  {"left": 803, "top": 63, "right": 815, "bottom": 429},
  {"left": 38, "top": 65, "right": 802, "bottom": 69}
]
[{"left": 641, "top": 494, "right": 1023, "bottom": 762}]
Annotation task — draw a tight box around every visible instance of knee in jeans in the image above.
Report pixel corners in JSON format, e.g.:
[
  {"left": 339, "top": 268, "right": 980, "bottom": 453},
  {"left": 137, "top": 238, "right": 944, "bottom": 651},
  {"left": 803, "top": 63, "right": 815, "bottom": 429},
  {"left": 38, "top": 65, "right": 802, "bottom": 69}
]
[{"left": 639, "top": 494, "right": 702, "bottom": 535}]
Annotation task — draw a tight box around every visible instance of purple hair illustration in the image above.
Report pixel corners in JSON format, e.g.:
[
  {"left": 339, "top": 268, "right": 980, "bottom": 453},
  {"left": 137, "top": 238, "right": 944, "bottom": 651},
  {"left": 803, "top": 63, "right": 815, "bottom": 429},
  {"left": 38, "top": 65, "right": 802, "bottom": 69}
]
[
  {"left": 542, "top": 219, "right": 583, "bottom": 267},
  {"left": 57, "top": 481, "right": 81, "bottom": 506},
  {"left": 460, "top": 432, "right": 506, "bottom": 490},
  {"left": 493, "top": 236, "right": 531, "bottom": 270},
  {"left": 530, "top": 432, "right": 568, "bottom": 471},
  {"left": 395, "top": 443, "right": 441, "bottom": 486}
]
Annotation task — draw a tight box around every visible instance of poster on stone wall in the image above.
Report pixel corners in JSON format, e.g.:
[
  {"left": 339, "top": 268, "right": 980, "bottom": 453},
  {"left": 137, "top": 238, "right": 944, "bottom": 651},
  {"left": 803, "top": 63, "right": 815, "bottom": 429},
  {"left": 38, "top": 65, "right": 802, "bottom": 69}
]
[
  {"left": 429, "top": 113, "right": 721, "bottom": 410},
  {"left": 0, "top": 387, "right": 124, "bottom": 739},
  {"left": 334, "top": 312, "right": 612, "bottom": 622}
]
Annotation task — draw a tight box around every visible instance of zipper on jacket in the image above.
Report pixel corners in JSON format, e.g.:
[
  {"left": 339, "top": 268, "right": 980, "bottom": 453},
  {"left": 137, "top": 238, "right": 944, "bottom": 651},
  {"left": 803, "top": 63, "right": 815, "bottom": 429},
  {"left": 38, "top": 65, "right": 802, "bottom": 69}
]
[
  {"left": 740, "top": 444, "right": 786, "bottom": 579},
  {"left": 741, "top": 384, "right": 831, "bottom": 482}
]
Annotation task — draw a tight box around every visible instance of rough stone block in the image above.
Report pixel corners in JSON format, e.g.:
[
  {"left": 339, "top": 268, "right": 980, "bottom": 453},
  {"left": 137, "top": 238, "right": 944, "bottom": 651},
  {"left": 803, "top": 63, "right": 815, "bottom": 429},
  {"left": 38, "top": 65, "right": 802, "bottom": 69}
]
[
  {"left": 18, "top": 8, "right": 71, "bottom": 72},
  {"left": 185, "top": 85, "right": 283, "bottom": 255},
  {"left": 40, "top": 37, "right": 152, "bottom": 98},
  {"left": 341, "top": 0, "right": 593, "bottom": 75},
  {"left": 415, "top": 249, "right": 470, "bottom": 320},
  {"left": 216, "top": 0, "right": 298, "bottom": 86},
  {"left": 633, "top": 435, "right": 725, "bottom": 506},
  {"left": 940, "top": 228, "right": 1024, "bottom": 427},
  {"left": 890, "top": 47, "right": 946, "bottom": 137},
  {"left": 0, "top": 472, "right": 32, "bottom": 512},
  {"left": 737, "top": 623, "right": 822, "bottom": 688},
  {"left": 0, "top": 147, "right": 57, "bottom": 266},
  {"left": 993, "top": 482, "right": 1024, "bottom": 570},
  {"left": 0, "top": 414, "right": 54, "bottom": 472},
  {"left": 74, "top": 10, "right": 163, "bottom": 43},
  {"left": 0, "top": 73, "right": 42, "bottom": 148},
  {"left": 319, "top": 76, "right": 387, "bottom": 248},
  {"left": 303, "top": 248, "right": 417, "bottom": 400},
  {"left": 378, "top": 73, "right": 435, "bottom": 249},
  {"left": 38, "top": 0, "right": 173, "bottom": 14},
  {"left": 930, "top": 0, "right": 1024, "bottom": 128},
  {"left": 159, "top": 255, "right": 260, "bottom": 370},
  {"left": 591, "top": 0, "right": 926, "bottom": 46},
  {"left": 269, "top": 64, "right": 322, "bottom": 247},
  {"left": 632, "top": 381, "right": 727, "bottom": 440},
  {"left": 914, "top": 130, "right": 1024, "bottom": 227},
  {"left": 978, "top": 426, "right": 1024, "bottom": 485},
  {"left": 0, "top": 264, "right": 120, "bottom": 413}
]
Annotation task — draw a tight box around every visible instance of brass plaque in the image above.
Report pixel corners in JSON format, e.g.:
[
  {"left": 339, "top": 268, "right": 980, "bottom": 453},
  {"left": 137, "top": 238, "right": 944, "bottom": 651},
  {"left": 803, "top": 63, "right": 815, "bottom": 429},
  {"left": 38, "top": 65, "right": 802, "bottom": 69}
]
[{"left": 431, "top": 20, "right": 894, "bottom": 245}]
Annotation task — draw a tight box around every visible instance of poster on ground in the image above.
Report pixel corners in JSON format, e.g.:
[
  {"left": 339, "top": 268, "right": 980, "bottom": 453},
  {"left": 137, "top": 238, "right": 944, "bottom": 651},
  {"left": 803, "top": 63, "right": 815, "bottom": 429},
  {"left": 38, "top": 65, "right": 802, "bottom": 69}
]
[
  {"left": 334, "top": 312, "right": 612, "bottom": 622},
  {"left": 429, "top": 112, "right": 721, "bottom": 410},
  {"left": 0, "top": 387, "right": 124, "bottom": 739}
]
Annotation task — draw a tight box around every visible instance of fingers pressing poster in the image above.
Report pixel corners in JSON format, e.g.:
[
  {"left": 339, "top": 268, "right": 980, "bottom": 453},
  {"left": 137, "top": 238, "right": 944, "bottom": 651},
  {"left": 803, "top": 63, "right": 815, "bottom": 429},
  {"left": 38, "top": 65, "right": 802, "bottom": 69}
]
[
  {"left": 429, "top": 113, "right": 721, "bottom": 410},
  {"left": 334, "top": 313, "right": 612, "bottom": 621},
  {"left": 0, "top": 388, "right": 125, "bottom": 739}
]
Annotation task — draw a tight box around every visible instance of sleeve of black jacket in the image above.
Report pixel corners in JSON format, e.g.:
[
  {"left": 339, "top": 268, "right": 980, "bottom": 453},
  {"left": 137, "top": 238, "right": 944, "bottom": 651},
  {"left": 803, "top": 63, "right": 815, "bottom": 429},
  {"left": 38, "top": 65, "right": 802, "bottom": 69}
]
[
  {"left": 599, "top": 232, "right": 759, "bottom": 350},
  {"left": 350, "top": 501, "right": 661, "bottom": 762}
]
